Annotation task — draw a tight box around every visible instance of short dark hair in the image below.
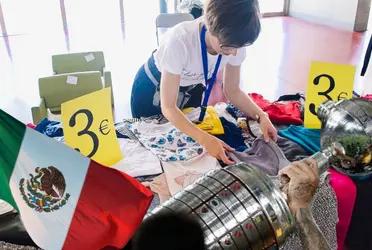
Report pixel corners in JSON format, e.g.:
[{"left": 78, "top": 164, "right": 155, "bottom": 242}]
[
  {"left": 205, "top": 0, "right": 261, "bottom": 47},
  {"left": 132, "top": 212, "right": 205, "bottom": 250}
]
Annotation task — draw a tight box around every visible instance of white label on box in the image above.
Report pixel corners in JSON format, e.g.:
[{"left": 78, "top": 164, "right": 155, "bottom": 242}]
[
  {"left": 66, "top": 75, "right": 78, "bottom": 85},
  {"left": 84, "top": 53, "right": 95, "bottom": 62}
]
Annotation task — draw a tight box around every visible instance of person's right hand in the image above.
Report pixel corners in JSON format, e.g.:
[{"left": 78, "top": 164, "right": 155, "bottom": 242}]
[
  {"left": 199, "top": 133, "right": 235, "bottom": 165},
  {"left": 279, "top": 159, "right": 319, "bottom": 214}
]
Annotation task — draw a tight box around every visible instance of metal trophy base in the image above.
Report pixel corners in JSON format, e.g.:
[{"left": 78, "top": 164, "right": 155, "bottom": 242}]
[{"left": 147, "top": 163, "right": 294, "bottom": 250}]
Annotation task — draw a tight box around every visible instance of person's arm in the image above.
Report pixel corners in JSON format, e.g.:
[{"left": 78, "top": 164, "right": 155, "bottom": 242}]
[
  {"left": 160, "top": 70, "right": 234, "bottom": 164},
  {"left": 279, "top": 159, "right": 331, "bottom": 250},
  {"left": 295, "top": 207, "right": 331, "bottom": 250},
  {"left": 223, "top": 63, "right": 277, "bottom": 141}
]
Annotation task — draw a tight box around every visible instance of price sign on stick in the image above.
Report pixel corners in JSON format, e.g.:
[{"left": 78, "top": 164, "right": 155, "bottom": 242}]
[
  {"left": 61, "top": 87, "right": 122, "bottom": 166},
  {"left": 304, "top": 62, "right": 355, "bottom": 129}
]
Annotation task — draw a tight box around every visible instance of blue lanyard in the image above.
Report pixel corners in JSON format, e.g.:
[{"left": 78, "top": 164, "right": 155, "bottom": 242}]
[{"left": 198, "top": 25, "right": 222, "bottom": 122}]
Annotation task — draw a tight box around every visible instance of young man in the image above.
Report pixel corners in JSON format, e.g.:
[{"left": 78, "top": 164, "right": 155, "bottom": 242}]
[{"left": 131, "top": 0, "right": 277, "bottom": 164}]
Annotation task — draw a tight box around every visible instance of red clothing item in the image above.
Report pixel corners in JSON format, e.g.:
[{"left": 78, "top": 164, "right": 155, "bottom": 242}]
[
  {"left": 248, "top": 93, "right": 303, "bottom": 125},
  {"left": 329, "top": 169, "right": 357, "bottom": 250},
  {"left": 361, "top": 94, "right": 372, "bottom": 101},
  {"left": 26, "top": 123, "right": 36, "bottom": 129}
]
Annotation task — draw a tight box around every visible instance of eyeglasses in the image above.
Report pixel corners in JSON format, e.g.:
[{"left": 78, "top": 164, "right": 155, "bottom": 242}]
[
  {"left": 220, "top": 43, "right": 251, "bottom": 54},
  {"left": 220, "top": 46, "right": 238, "bottom": 54}
]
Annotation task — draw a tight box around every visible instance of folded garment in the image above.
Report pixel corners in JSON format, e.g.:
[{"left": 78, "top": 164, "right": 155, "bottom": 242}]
[
  {"left": 228, "top": 138, "right": 290, "bottom": 176},
  {"left": 278, "top": 125, "right": 320, "bottom": 154},
  {"left": 149, "top": 174, "right": 171, "bottom": 204},
  {"left": 241, "top": 120, "right": 311, "bottom": 162},
  {"left": 129, "top": 120, "right": 204, "bottom": 162},
  {"left": 362, "top": 94, "right": 372, "bottom": 101},
  {"left": 329, "top": 168, "right": 357, "bottom": 250},
  {"left": 213, "top": 102, "right": 238, "bottom": 125},
  {"left": 226, "top": 103, "right": 245, "bottom": 119},
  {"left": 34, "top": 118, "right": 137, "bottom": 142},
  {"left": 276, "top": 136, "right": 311, "bottom": 162},
  {"left": 112, "top": 139, "right": 163, "bottom": 177},
  {"left": 115, "top": 121, "right": 139, "bottom": 140},
  {"left": 184, "top": 106, "right": 224, "bottom": 135},
  {"left": 276, "top": 93, "right": 305, "bottom": 102},
  {"left": 162, "top": 154, "right": 221, "bottom": 196},
  {"left": 35, "top": 118, "right": 63, "bottom": 137},
  {"left": 226, "top": 93, "right": 303, "bottom": 125},
  {"left": 249, "top": 93, "right": 303, "bottom": 125},
  {"left": 216, "top": 117, "right": 247, "bottom": 152}
]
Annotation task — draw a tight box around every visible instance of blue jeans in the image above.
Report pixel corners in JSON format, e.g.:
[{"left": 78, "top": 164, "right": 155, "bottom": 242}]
[{"left": 130, "top": 55, "right": 162, "bottom": 118}]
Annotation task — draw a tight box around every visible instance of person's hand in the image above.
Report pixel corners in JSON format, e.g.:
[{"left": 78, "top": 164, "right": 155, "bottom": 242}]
[
  {"left": 258, "top": 113, "right": 277, "bottom": 142},
  {"left": 199, "top": 133, "right": 235, "bottom": 165},
  {"left": 279, "top": 159, "right": 319, "bottom": 214}
]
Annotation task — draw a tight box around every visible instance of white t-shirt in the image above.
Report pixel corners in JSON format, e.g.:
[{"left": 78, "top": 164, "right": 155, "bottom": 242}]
[{"left": 154, "top": 17, "right": 246, "bottom": 87}]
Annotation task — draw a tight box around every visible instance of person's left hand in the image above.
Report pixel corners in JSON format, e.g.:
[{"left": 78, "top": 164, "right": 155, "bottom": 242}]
[
  {"left": 279, "top": 159, "right": 319, "bottom": 214},
  {"left": 259, "top": 113, "right": 277, "bottom": 142}
]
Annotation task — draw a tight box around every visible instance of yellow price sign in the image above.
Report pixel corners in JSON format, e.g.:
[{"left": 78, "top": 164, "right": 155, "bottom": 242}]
[
  {"left": 304, "top": 62, "right": 355, "bottom": 129},
  {"left": 61, "top": 87, "right": 123, "bottom": 166}
]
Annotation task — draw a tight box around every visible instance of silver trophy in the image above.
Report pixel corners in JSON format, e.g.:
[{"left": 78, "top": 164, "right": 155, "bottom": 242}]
[
  {"left": 318, "top": 98, "right": 372, "bottom": 142},
  {"left": 146, "top": 98, "right": 372, "bottom": 249},
  {"left": 318, "top": 98, "right": 372, "bottom": 176},
  {"left": 146, "top": 144, "right": 343, "bottom": 250}
]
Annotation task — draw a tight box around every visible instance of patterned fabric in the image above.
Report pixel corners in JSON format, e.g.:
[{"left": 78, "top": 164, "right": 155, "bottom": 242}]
[
  {"left": 115, "top": 122, "right": 139, "bottom": 140},
  {"left": 277, "top": 176, "right": 338, "bottom": 250},
  {"left": 129, "top": 120, "right": 204, "bottom": 162},
  {"left": 35, "top": 118, "right": 63, "bottom": 137}
]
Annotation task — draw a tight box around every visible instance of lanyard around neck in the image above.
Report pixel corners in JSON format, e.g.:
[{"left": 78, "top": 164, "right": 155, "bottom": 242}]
[{"left": 198, "top": 25, "right": 222, "bottom": 122}]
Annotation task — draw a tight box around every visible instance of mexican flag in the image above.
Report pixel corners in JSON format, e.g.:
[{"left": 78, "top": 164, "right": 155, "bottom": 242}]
[{"left": 0, "top": 110, "right": 153, "bottom": 249}]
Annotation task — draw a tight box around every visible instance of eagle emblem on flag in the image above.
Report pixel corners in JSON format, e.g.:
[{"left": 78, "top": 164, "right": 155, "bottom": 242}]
[{"left": 19, "top": 166, "right": 70, "bottom": 212}]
